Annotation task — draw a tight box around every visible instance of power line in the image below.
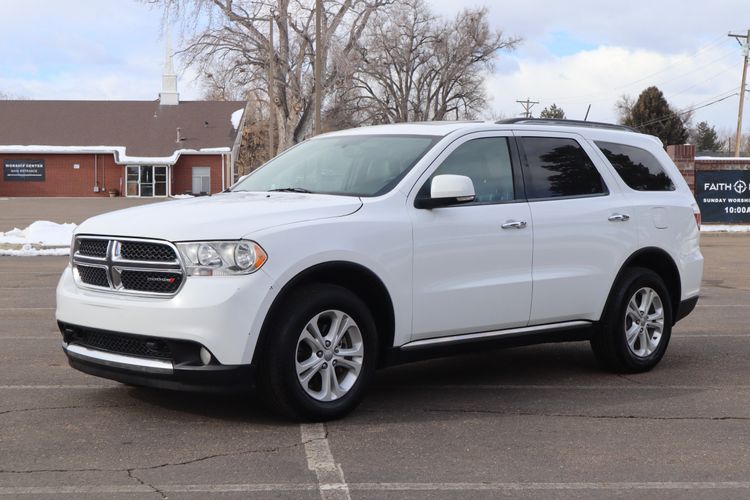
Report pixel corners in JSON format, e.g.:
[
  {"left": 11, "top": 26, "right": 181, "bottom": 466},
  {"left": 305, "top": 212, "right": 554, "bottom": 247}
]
[
  {"left": 632, "top": 90, "right": 740, "bottom": 130},
  {"left": 537, "top": 35, "right": 734, "bottom": 104},
  {"left": 728, "top": 28, "right": 750, "bottom": 157},
  {"left": 611, "top": 35, "right": 731, "bottom": 91}
]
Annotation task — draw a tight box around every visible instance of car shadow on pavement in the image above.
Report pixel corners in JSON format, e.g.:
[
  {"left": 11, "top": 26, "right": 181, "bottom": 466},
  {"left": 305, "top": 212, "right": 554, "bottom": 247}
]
[
  {"left": 111, "top": 341, "right": 627, "bottom": 424},
  {"left": 121, "top": 386, "right": 292, "bottom": 425}
]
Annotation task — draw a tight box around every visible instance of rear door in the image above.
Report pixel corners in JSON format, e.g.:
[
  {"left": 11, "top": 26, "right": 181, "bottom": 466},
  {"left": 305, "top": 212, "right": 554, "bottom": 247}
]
[{"left": 515, "top": 132, "right": 639, "bottom": 325}]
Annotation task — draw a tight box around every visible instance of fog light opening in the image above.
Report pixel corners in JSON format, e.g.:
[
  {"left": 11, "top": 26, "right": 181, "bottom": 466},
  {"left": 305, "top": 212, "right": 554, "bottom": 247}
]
[{"left": 199, "top": 347, "right": 212, "bottom": 365}]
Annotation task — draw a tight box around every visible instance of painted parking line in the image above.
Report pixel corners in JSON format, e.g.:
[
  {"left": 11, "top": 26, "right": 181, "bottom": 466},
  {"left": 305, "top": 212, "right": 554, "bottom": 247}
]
[
  {"left": 674, "top": 334, "right": 750, "bottom": 337},
  {"left": 375, "top": 383, "right": 750, "bottom": 391},
  {"left": 0, "top": 307, "right": 54, "bottom": 311},
  {"left": 301, "top": 423, "right": 351, "bottom": 500},
  {"left": 0, "top": 336, "right": 59, "bottom": 340},
  {"left": 4, "top": 481, "right": 750, "bottom": 495},
  {"left": 696, "top": 304, "right": 749, "bottom": 307},
  {"left": 0, "top": 287, "right": 57, "bottom": 290},
  {"left": 0, "top": 385, "right": 115, "bottom": 390}
]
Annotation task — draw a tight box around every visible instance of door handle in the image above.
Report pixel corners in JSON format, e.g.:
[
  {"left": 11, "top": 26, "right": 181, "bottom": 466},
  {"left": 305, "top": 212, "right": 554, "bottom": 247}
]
[
  {"left": 608, "top": 213, "right": 630, "bottom": 222},
  {"left": 501, "top": 220, "right": 527, "bottom": 230}
]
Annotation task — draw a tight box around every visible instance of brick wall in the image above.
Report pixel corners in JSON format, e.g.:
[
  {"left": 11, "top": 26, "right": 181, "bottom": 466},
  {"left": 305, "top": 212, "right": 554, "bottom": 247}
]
[
  {"left": 666, "top": 144, "right": 695, "bottom": 191},
  {"left": 172, "top": 155, "right": 225, "bottom": 195},
  {"left": 694, "top": 158, "right": 750, "bottom": 172},
  {"left": 0, "top": 153, "right": 123, "bottom": 197},
  {"left": 0, "top": 153, "right": 229, "bottom": 197},
  {"left": 666, "top": 144, "right": 750, "bottom": 194}
]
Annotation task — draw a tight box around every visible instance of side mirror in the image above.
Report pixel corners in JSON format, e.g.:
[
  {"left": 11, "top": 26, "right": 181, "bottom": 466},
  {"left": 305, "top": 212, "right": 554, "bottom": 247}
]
[{"left": 415, "top": 174, "right": 476, "bottom": 209}]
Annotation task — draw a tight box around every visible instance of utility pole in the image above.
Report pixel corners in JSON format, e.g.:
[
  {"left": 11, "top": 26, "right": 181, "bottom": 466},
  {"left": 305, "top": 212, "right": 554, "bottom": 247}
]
[
  {"left": 729, "top": 29, "right": 750, "bottom": 157},
  {"left": 314, "top": 0, "right": 323, "bottom": 135},
  {"left": 516, "top": 98, "right": 539, "bottom": 118},
  {"left": 268, "top": 13, "right": 275, "bottom": 157}
]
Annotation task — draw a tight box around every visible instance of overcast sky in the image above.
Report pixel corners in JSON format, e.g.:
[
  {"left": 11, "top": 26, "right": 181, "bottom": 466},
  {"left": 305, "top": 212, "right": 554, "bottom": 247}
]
[{"left": 1, "top": 0, "right": 748, "bottom": 132}]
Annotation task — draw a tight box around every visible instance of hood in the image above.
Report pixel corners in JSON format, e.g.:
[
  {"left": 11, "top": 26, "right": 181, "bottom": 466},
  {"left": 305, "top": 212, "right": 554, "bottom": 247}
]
[{"left": 76, "top": 192, "right": 363, "bottom": 241}]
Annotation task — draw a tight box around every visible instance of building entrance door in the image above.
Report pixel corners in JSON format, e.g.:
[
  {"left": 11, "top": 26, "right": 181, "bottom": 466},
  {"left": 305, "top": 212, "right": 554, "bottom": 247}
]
[{"left": 125, "top": 165, "right": 167, "bottom": 197}]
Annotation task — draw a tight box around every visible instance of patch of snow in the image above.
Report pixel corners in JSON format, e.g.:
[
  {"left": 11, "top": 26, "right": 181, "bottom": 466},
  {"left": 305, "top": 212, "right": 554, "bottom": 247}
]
[
  {"left": 0, "top": 245, "right": 71, "bottom": 257},
  {"left": 171, "top": 194, "right": 194, "bottom": 199},
  {"left": 0, "top": 221, "right": 76, "bottom": 256},
  {"left": 701, "top": 224, "right": 750, "bottom": 232},
  {"left": 0, "top": 221, "right": 76, "bottom": 245},
  {"left": 231, "top": 108, "right": 244, "bottom": 130},
  {"left": 0, "top": 145, "right": 230, "bottom": 165}
]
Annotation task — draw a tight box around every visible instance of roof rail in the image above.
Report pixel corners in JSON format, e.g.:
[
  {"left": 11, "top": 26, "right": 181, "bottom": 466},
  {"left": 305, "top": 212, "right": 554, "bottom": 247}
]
[{"left": 495, "top": 118, "right": 637, "bottom": 133}]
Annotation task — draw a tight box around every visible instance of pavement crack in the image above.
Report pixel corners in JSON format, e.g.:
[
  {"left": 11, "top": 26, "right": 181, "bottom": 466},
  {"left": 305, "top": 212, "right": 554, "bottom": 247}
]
[
  {"left": 128, "top": 468, "right": 167, "bottom": 499},
  {"left": 425, "top": 408, "right": 750, "bottom": 422},
  {"left": 0, "top": 439, "right": 320, "bottom": 475},
  {"left": 0, "top": 404, "right": 132, "bottom": 417},
  {"left": 615, "top": 374, "right": 649, "bottom": 386}
]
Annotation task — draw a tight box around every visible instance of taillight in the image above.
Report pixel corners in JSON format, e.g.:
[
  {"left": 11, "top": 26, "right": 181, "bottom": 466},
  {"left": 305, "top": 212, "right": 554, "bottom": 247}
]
[{"left": 694, "top": 212, "right": 701, "bottom": 229}]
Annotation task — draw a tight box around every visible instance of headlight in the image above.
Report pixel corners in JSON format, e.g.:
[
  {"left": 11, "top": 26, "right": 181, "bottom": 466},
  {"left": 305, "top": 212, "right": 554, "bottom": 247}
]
[{"left": 176, "top": 240, "right": 267, "bottom": 276}]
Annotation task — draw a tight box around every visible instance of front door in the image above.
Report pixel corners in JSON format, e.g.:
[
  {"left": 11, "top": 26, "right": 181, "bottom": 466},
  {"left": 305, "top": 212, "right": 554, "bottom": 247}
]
[
  {"left": 139, "top": 166, "right": 154, "bottom": 197},
  {"left": 410, "top": 133, "right": 533, "bottom": 340},
  {"left": 125, "top": 165, "right": 167, "bottom": 197}
]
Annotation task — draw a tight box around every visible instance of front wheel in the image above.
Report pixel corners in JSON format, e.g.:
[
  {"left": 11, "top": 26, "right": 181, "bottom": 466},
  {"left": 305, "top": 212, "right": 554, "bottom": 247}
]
[
  {"left": 258, "top": 284, "right": 378, "bottom": 421},
  {"left": 591, "top": 267, "right": 673, "bottom": 373}
]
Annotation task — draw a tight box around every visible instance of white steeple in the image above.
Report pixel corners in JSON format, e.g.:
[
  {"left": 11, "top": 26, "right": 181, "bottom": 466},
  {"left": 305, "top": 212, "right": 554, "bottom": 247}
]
[{"left": 159, "top": 26, "right": 179, "bottom": 105}]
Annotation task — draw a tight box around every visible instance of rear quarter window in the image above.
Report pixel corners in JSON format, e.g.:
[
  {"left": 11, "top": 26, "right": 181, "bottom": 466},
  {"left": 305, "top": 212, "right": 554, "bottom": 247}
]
[{"left": 595, "top": 141, "right": 675, "bottom": 191}]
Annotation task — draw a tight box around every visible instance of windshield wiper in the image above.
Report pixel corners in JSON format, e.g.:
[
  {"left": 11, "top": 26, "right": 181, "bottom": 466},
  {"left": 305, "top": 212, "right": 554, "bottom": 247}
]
[{"left": 268, "top": 187, "right": 313, "bottom": 193}]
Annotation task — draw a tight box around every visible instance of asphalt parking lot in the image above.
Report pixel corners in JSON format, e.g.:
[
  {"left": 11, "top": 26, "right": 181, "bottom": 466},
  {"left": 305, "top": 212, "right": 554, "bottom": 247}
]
[{"left": 1, "top": 201, "right": 749, "bottom": 498}]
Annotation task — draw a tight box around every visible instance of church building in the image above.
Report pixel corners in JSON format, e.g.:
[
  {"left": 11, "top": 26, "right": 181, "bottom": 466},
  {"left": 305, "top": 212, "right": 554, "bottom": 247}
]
[{"left": 0, "top": 37, "right": 245, "bottom": 198}]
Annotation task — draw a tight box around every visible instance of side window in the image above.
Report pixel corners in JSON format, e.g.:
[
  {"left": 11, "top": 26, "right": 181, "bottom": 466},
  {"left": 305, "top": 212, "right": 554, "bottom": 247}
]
[
  {"left": 419, "top": 137, "right": 515, "bottom": 204},
  {"left": 596, "top": 141, "right": 675, "bottom": 191},
  {"left": 520, "top": 137, "right": 607, "bottom": 199}
]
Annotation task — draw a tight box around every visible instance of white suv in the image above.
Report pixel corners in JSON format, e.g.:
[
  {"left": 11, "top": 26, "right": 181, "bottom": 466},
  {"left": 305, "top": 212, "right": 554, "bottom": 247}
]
[{"left": 56, "top": 119, "right": 703, "bottom": 420}]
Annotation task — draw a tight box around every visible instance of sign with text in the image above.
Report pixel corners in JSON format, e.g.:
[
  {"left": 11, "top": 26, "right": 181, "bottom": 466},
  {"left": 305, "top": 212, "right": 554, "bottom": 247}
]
[
  {"left": 3, "top": 160, "right": 45, "bottom": 182},
  {"left": 696, "top": 170, "right": 750, "bottom": 223}
]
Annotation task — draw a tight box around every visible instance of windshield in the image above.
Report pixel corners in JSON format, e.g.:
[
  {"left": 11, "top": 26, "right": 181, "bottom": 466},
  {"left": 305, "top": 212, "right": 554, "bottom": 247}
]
[{"left": 232, "top": 134, "right": 439, "bottom": 197}]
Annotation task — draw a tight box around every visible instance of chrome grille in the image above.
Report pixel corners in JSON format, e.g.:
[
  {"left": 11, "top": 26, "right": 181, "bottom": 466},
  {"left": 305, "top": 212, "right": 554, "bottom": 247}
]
[{"left": 72, "top": 236, "right": 184, "bottom": 297}]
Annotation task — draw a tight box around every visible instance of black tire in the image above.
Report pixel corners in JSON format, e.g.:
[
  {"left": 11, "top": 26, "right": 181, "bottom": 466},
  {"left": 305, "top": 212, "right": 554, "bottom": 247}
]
[
  {"left": 591, "top": 267, "right": 673, "bottom": 373},
  {"left": 257, "top": 283, "right": 378, "bottom": 421}
]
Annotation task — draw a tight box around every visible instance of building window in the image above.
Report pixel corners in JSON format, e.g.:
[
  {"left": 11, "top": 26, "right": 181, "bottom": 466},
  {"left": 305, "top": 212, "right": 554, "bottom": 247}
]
[
  {"left": 126, "top": 166, "right": 139, "bottom": 196},
  {"left": 192, "top": 167, "right": 211, "bottom": 195}
]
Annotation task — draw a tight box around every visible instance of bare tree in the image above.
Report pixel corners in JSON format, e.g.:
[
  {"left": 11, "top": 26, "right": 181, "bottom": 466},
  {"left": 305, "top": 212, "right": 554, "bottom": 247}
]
[
  {"left": 352, "top": 0, "right": 519, "bottom": 123},
  {"left": 150, "top": 0, "right": 388, "bottom": 153},
  {"left": 0, "top": 90, "right": 25, "bottom": 100}
]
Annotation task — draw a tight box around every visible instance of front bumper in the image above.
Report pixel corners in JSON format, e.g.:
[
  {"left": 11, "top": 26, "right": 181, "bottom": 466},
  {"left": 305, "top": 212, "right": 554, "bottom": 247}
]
[
  {"left": 60, "top": 322, "right": 255, "bottom": 392},
  {"left": 56, "top": 265, "right": 275, "bottom": 366}
]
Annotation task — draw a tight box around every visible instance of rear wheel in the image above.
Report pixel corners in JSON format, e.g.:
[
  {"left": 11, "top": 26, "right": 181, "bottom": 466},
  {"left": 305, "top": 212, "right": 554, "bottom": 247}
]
[
  {"left": 258, "top": 284, "right": 378, "bottom": 421},
  {"left": 591, "top": 267, "right": 673, "bottom": 373}
]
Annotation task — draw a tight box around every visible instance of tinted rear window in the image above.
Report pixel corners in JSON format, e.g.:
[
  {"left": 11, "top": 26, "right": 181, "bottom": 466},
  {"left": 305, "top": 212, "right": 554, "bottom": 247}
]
[
  {"left": 520, "top": 137, "right": 607, "bottom": 199},
  {"left": 596, "top": 141, "right": 675, "bottom": 191}
]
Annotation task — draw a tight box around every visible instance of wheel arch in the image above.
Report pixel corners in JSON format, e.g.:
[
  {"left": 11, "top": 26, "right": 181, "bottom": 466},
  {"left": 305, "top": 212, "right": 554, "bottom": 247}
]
[
  {"left": 252, "top": 261, "right": 396, "bottom": 368},
  {"left": 607, "top": 247, "right": 682, "bottom": 325}
]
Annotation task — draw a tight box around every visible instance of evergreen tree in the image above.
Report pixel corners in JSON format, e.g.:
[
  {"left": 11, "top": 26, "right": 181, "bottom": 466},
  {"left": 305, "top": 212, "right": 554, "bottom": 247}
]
[
  {"left": 691, "top": 121, "right": 725, "bottom": 152},
  {"left": 621, "top": 86, "right": 688, "bottom": 146},
  {"left": 539, "top": 103, "right": 566, "bottom": 119}
]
